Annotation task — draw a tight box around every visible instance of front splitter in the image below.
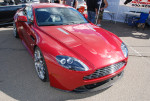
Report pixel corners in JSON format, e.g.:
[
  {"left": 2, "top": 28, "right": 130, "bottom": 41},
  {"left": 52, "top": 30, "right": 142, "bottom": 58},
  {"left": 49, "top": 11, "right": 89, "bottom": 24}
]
[{"left": 73, "top": 71, "right": 124, "bottom": 92}]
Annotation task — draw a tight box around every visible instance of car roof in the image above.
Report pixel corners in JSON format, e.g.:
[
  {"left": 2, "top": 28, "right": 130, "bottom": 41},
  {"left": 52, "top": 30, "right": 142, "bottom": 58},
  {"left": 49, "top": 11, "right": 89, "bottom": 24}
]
[{"left": 30, "top": 3, "right": 71, "bottom": 9}]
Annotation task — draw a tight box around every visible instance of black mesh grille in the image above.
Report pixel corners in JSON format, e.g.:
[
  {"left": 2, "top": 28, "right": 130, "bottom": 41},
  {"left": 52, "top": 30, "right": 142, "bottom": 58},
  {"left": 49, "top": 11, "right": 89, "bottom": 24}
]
[{"left": 84, "top": 62, "right": 125, "bottom": 80}]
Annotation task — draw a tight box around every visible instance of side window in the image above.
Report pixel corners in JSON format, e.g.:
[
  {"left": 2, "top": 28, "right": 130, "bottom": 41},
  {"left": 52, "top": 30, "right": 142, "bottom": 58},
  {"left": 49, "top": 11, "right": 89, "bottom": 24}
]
[
  {"left": 24, "top": 6, "right": 33, "bottom": 21},
  {"left": 27, "top": 7, "right": 33, "bottom": 21}
]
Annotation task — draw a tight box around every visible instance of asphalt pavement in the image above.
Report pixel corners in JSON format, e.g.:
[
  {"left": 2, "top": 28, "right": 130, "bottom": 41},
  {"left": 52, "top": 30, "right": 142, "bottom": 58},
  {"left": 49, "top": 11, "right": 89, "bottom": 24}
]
[{"left": 0, "top": 21, "right": 150, "bottom": 101}]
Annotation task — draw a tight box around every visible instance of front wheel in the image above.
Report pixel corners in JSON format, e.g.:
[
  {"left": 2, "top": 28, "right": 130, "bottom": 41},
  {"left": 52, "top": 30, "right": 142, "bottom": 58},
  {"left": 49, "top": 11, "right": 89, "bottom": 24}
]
[{"left": 34, "top": 47, "right": 49, "bottom": 82}]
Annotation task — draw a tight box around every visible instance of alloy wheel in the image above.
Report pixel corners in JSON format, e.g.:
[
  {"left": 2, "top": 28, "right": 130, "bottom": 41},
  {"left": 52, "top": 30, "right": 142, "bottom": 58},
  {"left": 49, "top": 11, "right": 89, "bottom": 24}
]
[{"left": 34, "top": 49, "right": 46, "bottom": 80}]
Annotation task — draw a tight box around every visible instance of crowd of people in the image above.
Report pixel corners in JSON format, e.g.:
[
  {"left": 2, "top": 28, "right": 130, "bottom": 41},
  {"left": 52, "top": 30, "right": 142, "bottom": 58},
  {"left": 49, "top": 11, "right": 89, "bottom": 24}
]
[{"left": 50, "top": 0, "right": 108, "bottom": 27}]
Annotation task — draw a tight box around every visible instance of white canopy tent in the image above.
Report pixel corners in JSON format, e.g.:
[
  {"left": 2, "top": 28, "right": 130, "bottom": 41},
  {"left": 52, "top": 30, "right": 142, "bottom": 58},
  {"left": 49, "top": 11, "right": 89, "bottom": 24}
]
[{"left": 103, "top": 0, "right": 150, "bottom": 22}]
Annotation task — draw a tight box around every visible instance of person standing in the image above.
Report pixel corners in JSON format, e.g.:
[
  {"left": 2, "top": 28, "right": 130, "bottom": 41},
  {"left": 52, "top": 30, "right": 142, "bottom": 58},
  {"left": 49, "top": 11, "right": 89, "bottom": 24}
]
[
  {"left": 63, "top": 0, "right": 78, "bottom": 9},
  {"left": 96, "top": 0, "right": 108, "bottom": 27},
  {"left": 86, "top": 0, "right": 98, "bottom": 24}
]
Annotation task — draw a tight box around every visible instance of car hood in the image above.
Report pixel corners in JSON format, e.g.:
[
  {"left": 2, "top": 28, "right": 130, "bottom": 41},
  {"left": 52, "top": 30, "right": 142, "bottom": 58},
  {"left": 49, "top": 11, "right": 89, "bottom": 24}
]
[{"left": 39, "top": 23, "right": 124, "bottom": 69}]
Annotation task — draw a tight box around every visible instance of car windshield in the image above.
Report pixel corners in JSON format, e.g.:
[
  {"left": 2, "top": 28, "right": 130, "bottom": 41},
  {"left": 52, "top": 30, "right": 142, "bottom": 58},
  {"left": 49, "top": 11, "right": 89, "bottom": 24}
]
[{"left": 35, "top": 7, "right": 88, "bottom": 26}]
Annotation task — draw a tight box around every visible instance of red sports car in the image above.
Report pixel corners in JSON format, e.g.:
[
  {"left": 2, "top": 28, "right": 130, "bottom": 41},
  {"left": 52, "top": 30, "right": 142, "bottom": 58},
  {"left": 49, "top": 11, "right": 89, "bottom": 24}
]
[{"left": 13, "top": 3, "right": 128, "bottom": 92}]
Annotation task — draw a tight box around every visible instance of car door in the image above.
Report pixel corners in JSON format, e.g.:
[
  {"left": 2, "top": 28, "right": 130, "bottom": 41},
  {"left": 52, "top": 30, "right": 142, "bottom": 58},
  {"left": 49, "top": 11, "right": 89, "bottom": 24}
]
[{"left": 21, "top": 6, "right": 36, "bottom": 53}]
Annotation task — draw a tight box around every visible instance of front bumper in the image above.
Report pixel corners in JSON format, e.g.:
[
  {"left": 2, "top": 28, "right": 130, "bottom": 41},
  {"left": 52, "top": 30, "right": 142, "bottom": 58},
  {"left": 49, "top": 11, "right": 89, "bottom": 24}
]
[
  {"left": 74, "top": 71, "right": 123, "bottom": 92},
  {"left": 47, "top": 59, "right": 127, "bottom": 91}
]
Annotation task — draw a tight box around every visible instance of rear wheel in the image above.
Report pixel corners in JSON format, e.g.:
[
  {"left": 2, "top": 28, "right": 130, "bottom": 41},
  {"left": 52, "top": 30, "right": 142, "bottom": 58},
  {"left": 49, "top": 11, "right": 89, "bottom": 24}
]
[
  {"left": 13, "top": 22, "right": 19, "bottom": 38},
  {"left": 34, "top": 47, "right": 49, "bottom": 82}
]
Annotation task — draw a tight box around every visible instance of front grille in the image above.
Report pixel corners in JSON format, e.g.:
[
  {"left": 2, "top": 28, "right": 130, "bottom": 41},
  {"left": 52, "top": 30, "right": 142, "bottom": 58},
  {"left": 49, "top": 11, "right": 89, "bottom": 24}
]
[
  {"left": 74, "top": 72, "right": 123, "bottom": 92},
  {"left": 83, "top": 62, "right": 125, "bottom": 80}
]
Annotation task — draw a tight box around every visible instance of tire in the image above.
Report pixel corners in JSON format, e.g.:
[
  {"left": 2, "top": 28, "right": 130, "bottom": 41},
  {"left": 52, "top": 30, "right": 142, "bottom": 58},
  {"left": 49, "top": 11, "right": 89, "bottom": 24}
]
[
  {"left": 34, "top": 47, "right": 49, "bottom": 82},
  {"left": 13, "top": 22, "right": 19, "bottom": 38}
]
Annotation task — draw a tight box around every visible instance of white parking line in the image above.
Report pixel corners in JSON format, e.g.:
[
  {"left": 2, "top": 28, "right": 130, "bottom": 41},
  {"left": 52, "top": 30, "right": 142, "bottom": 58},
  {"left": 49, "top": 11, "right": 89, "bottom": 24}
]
[
  {"left": 129, "top": 46, "right": 150, "bottom": 64},
  {"left": 129, "top": 46, "right": 142, "bottom": 57}
]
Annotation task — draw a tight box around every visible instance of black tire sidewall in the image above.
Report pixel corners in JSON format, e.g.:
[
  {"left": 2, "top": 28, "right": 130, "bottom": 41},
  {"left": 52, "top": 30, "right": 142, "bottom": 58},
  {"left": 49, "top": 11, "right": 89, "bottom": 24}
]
[{"left": 13, "top": 22, "right": 19, "bottom": 38}]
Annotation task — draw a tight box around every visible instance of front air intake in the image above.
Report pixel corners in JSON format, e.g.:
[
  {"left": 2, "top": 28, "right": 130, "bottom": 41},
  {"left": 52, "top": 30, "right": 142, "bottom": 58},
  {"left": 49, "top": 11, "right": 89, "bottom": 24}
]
[{"left": 84, "top": 62, "right": 125, "bottom": 80}]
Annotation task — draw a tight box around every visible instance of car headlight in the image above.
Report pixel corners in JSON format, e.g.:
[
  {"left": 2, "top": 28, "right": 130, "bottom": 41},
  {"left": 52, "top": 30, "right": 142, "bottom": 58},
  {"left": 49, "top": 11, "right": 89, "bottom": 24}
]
[
  {"left": 121, "top": 42, "right": 128, "bottom": 58},
  {"left": 56, "top": 55, "right": 89, "bottom": 71}
]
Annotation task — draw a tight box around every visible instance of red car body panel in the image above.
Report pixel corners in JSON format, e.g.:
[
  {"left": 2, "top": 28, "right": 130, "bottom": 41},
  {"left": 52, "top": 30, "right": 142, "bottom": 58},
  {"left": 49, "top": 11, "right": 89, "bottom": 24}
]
[{"left": 14, "top": 3, "right": 128, "bottom": 91}]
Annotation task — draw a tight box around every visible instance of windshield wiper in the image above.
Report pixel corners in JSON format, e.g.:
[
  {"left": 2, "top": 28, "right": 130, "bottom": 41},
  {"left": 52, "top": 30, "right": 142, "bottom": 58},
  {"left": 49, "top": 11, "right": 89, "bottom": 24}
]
[
  {"left": 62, "top": 22, "right": 86, "bottom": 25},
  {"left": 78, "top": 22, "right": 87, "bottom": 24},
  {"left": 61, "top": 22, "right": 76, "bottom": 25},
  {"left": 39, "top": 22, "right": 87, "bottom": 26},
  {"left": 39, "top": 24, "right": 62, "bottom": 26}
]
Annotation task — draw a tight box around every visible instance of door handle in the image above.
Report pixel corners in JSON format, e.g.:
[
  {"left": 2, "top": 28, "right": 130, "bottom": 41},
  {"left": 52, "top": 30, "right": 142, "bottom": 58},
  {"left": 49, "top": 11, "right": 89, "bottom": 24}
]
[{"left": 30, "top": 35, "right": 35, "bottom": 42}]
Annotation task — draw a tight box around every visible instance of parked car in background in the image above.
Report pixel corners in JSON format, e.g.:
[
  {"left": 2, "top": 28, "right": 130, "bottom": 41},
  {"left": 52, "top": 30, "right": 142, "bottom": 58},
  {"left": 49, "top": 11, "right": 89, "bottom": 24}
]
[
  {"left": 0, "top": 4, "right": 25, "bottom": 25},
  {"left": 77, "top": 0, "right": 87, "bottom": 10},
  {"left": 13, "top": 3, "right": 128, "bottom": 92},
  {"left": 0, "top": 0, "right": 39, "bottom": 26}
]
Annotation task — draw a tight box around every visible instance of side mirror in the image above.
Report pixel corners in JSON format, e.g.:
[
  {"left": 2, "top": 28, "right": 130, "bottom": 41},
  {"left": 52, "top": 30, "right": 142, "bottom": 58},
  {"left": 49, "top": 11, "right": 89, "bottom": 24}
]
[
  {"left": 83, "top": 14, "right": 88, "bottom": 19},
  {"left": 18, "top": 16, "right": 27, "bottom": 22}
]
